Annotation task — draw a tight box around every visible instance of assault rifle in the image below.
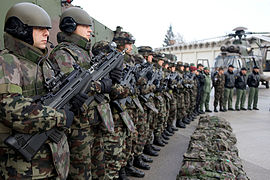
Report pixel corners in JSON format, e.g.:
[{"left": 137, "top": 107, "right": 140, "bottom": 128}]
[{"left": 5, "top": 45, "right": 125, "bottom": 162}]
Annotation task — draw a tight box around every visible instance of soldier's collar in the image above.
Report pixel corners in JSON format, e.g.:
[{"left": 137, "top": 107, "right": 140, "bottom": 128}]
[
  {"left": 4, "top": 33, "right": 47, "bottom": 63},
  {"left": 57, "top": 32, "right": 91, "bottom": 51}
]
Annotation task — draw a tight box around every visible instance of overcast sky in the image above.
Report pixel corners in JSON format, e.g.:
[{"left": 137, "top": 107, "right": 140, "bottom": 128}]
[{"left": 74, "top": 0, "right": 270, "bottom": 48}]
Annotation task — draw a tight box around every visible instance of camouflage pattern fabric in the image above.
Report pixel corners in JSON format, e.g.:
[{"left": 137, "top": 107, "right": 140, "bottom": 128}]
[
  {"left": 213, "top": 73, "right": 225, "bottom": 108},
  {"left": 0, "top": 33, "right": 68, "bottom": 179},
  {"left": 168, "top": 90, "right": 177, "bottom": 127},
  {"left": 50, "top": 32, "right": 96, "bottom": 179},
  {"left": 154, "top": 93, "right": 166, "bottom": 137},
  {"left": 103, "top": 107, "right": 126, "bottom": 179},
  {"left": 177, "top": 115, "right": 249, "bottom": 180}
]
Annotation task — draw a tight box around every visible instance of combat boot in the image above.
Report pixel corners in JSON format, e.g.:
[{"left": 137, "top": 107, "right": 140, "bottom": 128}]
[
  {"left": 176, "top": 119, "right": 186, "bottom": 128},
  {"left": 166, "top": 125, "right": 174, "bottom": 134},
  {"left": 153, "top": 136, "right": 165, "bottom": 147},
  {"left": 143, "top": 144, "right": 159, "bottom": 156},
  {"left": 141, "top": 154, "right": 153, "bottom": 163},
  {"left": 133, "top": 155, "right": 150, "bottom": 170},
  {"left": 161, "top": 136, "right": 168, "bottom": 144},
  {"left": 164, "top": 129, "right": 173, "bottom": 136},
  {"left": 125, "top": 157, "right": 145, "bottom": 178},
  {"left": 171, "top": 125, "right": 178, "bottom": 131},
  {"left": 118, "top": 167, "right": 129, "bottom": 180},
  {"left": 151, "top": 144, "right": 161, "bottom": 151},
  {"left": 162, "top": 133, "right": 170, "bottom": 140},
  {"left": 182, "top": 117, "right": 190, "bottom": 124},
  {"left": 220, "top": 107, "right": 226, "bottom": 112},
  {"left": 214, "top": 107, "right": 218, "bottom": 112}
]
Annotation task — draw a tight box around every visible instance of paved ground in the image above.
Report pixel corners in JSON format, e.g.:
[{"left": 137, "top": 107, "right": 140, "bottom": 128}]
[{"left": 131, "top": 87, "right": 270, "bottom": 180}]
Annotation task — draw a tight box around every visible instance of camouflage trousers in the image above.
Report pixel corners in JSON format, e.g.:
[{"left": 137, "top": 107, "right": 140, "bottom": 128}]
[
  {"left": 184, "top": 90, "right": 191, "bottom": 115},
  {"left": 163, "top": 92, "right": 171, "bottom": 130},
  {"left": 190, "top": 89, "right": 197, "bottom": 113},
  {"left": 91, "top": 125, "right": 105, "bottom": 180},
  {"left": 168, "top": 91, "right": 177, "bottom": 127},
  {"left": 121, "top": 102, "right": 138, "bottom": 167},
  {"left": 68, "top": 127, "right": 94, "bottom": 180},
  {"left": 154, "top": 93, "right": 166, "bottom": 137},
  {"left": 214, "top": 88, "right": 224, "bottom": 108},
  {"left": 144, "top": 98, "right": 157, "bottom": 145},
  {"left": 175, "top": 91, "right": 186, "bottom": 121},
  {"left": 133, "top": 107, "right": 148, "bottom": 156},
  {"left": 103, "top": 112, "right": 126, "bottom": 180}
]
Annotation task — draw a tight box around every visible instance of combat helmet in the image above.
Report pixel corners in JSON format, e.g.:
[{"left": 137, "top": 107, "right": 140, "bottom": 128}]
[
  {"left": 138, "top": 46, "right": 154, "bottom": 57},
  {"left": 60, "top": 7, "right": 92, "bottom": 33},
  {"left": 4, "top": 2, "right": 52, "bottom": 45},
  {"left": 113, "top": 31, "right": 135, "bottom": 46}
]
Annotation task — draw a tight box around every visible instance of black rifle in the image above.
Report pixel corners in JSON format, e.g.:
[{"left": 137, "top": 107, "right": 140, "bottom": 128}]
[{"left": 5, "top": 46, "right": 125, "bottom": 162}]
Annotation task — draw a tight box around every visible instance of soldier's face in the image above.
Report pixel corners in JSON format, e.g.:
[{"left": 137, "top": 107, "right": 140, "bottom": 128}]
[
  {"left": 241, "top": 70, "right": 247, "bottom": 75},
  {"left": 147, "top": 55, "right": 153, "bottom": 63},
  {"left": 164, "top": 64, "right": 169, "bottom": 69},
  {"left": 124, "top": 44, "right": 133, "bottom": 54},
  {"left": 180, "top": 66, "right": 184, "bottom": 71},
  {"left": 74, "top": 25, "right": 92, "bottom": 41},
  {"left": 219, "top": 70, "right": 224, "bottom": 74},
  {"left": 204, "top": 69, "right": 210, "bottom": 74},
  {"left": 158, "top": 60, "right": 164, "bottom": 66},
  {"left": 171, "top": 67, "right": 176, "bottom": 72},
  {"left": 228, "top": 67, "right": 234, "bottom": 72},
  {"left": 254, "top": 68, "right": 259, "bottom": 73},
  {"left": 33, "top": 27, "right": 49, "bottom": 49}
]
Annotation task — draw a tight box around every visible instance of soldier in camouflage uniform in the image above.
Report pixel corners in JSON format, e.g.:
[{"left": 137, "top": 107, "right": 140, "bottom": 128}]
[
  {"left": 49, "top": 7, "right": 114, "bottom": 179},
  {"left": 175, "top": 62, "right": 187, "bottom": 128},
  {"left": 166, "top": 62, "right": 179, "bottom": 133},
  {"left": 152, "top": 54, "right": 168, "bottom": 147},
  {"left": 213, "top": 67, "right": 225, "bottom": 112},
  {"left": 0, "top": 3, "right": 72, "bottom": 179},
  {"left": 137, "top": 47, "right": 160, "bottom": 155},
  {"left": 161, "top": 61, "right": 173, "bottom": 140},
  {"left": 138, "top": 47, "right": 160, "bottom": 158},
  {"left": 112, "top": 31, "right": 145, "bottom": 179}
]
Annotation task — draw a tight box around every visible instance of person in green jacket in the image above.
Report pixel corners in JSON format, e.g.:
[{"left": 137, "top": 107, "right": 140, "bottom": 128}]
[{"left": 200, "top": 67, "right": 212, "bottom": 112}]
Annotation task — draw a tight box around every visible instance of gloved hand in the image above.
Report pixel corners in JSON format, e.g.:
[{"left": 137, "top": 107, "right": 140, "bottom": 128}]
[
  {"left": 110, "top": 67, "right": 122, "bottom": 84},
  {"left": 70, "top": 92, "right": 89, "bottom": 112},
  {"left": 146, "top": 71, "right": 153, "bottom": 81},
  {"left": 63, "top": 107, "right": 74, "bottom": 128}
]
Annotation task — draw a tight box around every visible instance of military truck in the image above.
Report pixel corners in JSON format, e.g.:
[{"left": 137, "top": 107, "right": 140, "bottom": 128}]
[{"left": 0, "top": 0, "right": 115, "bottom": 51}]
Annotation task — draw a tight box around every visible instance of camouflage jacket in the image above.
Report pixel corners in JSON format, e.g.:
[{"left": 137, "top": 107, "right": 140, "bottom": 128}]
[
  {"left": 0, "top": 33, "right": 68, "bottom": 179},
  {"left": 50, "top": 32, "right": 111, "bottom": 129},
  {"left": 213, "top": 73, "right": 225, "bottom": 90}
]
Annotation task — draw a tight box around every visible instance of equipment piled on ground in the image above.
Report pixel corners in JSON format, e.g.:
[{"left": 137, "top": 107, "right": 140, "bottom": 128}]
[{"left": 177, "top": 115, "right": 249, "bottom": 180}]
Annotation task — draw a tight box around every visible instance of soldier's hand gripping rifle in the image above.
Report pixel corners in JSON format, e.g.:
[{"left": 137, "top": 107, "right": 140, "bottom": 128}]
[
  {"left": 138, "top": 64, "right": 157, "bottom": 102},
  {"left": 112, "top": 64, "right": 137, "bottom": 112},
  {"left": 5, "top": 44, "right": 125, "bottom": 162}
]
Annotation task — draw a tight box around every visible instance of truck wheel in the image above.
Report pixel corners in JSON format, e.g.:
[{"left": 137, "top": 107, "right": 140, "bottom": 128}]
[{"left": 266, "top": 81, "right": 269, "bottom": 89}]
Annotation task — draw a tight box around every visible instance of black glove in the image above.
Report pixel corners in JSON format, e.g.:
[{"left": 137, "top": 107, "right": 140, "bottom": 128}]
[
  {"left": 100, "top": 78, "right": 112, "bottom": 93},
  {"left": 110, "top": 68, "right": 122, "bottom": 84},
  {"left": 70, "top": 92, "right": 89, "bottom": 112},
  {"left": 63, "top": 107, "right": 74, "bottom": 128},
  {"left": 146, "top": 71, "right": 153, "bottom": 81}
]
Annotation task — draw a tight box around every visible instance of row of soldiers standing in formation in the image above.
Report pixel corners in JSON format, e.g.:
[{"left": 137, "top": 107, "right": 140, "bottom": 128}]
[
  {"left": 212, "top": 65, "right": 261, "bottom": 112},
  {"left": 0, "top": 3, "right": 260, "bottom": 180}
]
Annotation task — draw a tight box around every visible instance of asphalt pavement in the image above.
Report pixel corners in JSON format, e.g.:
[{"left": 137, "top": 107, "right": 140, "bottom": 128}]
[{"left": 131, "top": 87, "right": 270, "bottom": 180}]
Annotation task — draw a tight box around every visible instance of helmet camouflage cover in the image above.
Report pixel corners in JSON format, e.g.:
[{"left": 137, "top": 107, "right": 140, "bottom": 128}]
[
  {"left": 113, "top": 31, "right": 135, "bottom": 46},
  {"left": 138, "top": 46, "right": 153, "bottom": 57}
]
